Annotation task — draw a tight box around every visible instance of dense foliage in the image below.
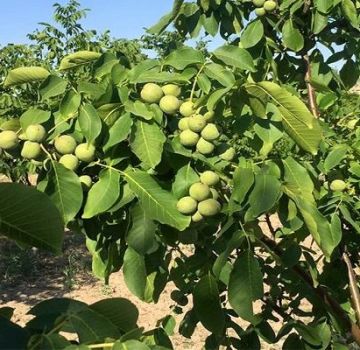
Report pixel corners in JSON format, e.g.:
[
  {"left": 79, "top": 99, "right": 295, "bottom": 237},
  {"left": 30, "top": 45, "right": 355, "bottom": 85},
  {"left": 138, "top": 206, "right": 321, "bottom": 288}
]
[{"left": 1, "top": 0, "right": 360, "bottom": 349}]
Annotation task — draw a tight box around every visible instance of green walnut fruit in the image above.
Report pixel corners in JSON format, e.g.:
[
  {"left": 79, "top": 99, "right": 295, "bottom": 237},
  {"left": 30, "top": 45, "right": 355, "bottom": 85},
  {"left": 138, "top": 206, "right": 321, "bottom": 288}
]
[
  {"left": 220, "top": 147, "right": 235, "bottom": 161},
  {"left": 75, "top": 143, "right": 96, "bottom": 162},
  {"left": 201, "top": 123, "right": 220, "bottom": 141},
  {"left": 179, "top": 101, "right": 194, "bottom": 117},
  {"left": 177, "top": 196, "right": 198, "bottom": 215},
  {"left": 59, "top": 154, "right": 79, "bottom": 171},
  {"left": 196, "top": 138, "right": 214, "bottom": 155},
  {"left": 159, "top": 95, "right": 181, "bottom": 115},
  {"left": 140, "top": 83, "right": 164, "bottom": 103},
  {"left": 54, "top": 135, "right": 77, "bottom": 154},
  {"left": 330, "top": 179, "right": 347, "bottom": 192},
  {"left": 252, "top": 0, "right": 265, "bottom": 6},
  {"left": 180, "top": 130, "right": 199, "bottom": 147},
  {"left": 79, "top": 175, "right": 92, "bottom": 190},
  {"left": 210, "top": 188, "right": 219, "bottom": 200},
  {"left": 188, "top": 115, "right": 207, "bottom": 132},
  {"left": 192, "top": 211, "right": 203, "bottom": 223},
  {"left": 162, "top": 84, "right": 181, "bottom": 97},
  {"left": 21, "top": 141, "right": 41, "bottom": 159},
  {"left": 264, "top": 0, "right": 277, "bottom": 11},
  {"left": 189, "top": 182, "right": 211, "bottom": 201},
  {"left": 178, "top": 117, "right": 190, "bottom": 131},
  {"left": 26, "top": 124, "right": 46, "bottom": 142},
  {"left": 198, "top": 198, "right": 221, "bottom": 217},
  {"left": 255, "top": 7, "right": 266, "bottom": 16},
  {"left": 204, "top": 111, "right": 215, "bottom": 122},
  {"left": 0, "top": 130, "right": 19, "bottom": 150},
  {"left": 200, "top": 170, "right": 219, "bottom": 186}
]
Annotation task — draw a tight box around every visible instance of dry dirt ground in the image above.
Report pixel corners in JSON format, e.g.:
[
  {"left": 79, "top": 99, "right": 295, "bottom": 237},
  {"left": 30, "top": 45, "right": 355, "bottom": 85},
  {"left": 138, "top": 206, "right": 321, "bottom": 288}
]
[{"left": 0, "top": 231, "right": 285, "bottom": 350}]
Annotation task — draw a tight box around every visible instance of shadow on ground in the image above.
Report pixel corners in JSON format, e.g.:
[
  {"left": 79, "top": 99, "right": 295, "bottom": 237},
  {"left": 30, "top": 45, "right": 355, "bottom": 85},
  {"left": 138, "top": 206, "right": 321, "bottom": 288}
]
[{"left": 0, "top": 232, "right": 97, "bottom": 306}]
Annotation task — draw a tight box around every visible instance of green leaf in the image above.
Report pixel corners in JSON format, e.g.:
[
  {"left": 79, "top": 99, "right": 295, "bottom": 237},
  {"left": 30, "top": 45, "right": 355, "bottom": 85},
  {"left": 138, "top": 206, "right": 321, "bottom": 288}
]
[
  {"left": 229, "top": 167, "right": 254, "bottom": 209},
  {"left": 126, "top": 203, "right": 157, "bottom": 255},
  {"left": 246, "top": 174, "right": 281, "bottom": 220},
  {"left": 130, "top": 120, "right": 166, "bottom": 169},
  {"left": 0, "top": 183, "right": 63, "bottom": 253},
  {"left": 193, "top": 273, "right": 225, "bottom": 334},
  {"left": 164, "top": 47, "right": 205, "bottom": 70},
  {"left": 207, "top": 87, "right": 232, "bottom": 110},
  {"left": 147, "top": 0, "right": 184, "bottom": 34},
  {"left": 59, "top": 50, "right": 101, "bottom": 70},
  {"left": 60, "top": 90, "right": 81, "bottom": 118},
  {"left": 172, "top": 163, "right": 199, "bottom": 198},
  {"left": 123, "top": 247, "right": 147, "bottom": 300},
  {"left": 103, "top": 113, "right": 133, "bottom": 151},
  {"left": 82, "top": 169, "right": 121, "bottom": 219},
  {"left": 284, "top": 186, "right": 340, "bottom": 259},
  {"left": 253, "top": 122, "right": 283, "bottom": 156},
  {"left": 45, "top": 162, "right": 83, "bottom": 225},
  {"left": 241, "top": 20, "right": 264, "bottom": 49},
  {"left": 34, "top": 334, "right": 70, "bottom": 349},
  {"left": 282, "top": 20, "right": 304, "bottom": 52},
  {"left": 91, "top": 298, "right": 139, "bottom": 333},
  {"left": 4, "top": 66, "right": 50, "bottom": 87},
  {"left": 341, "top": 0, "right": 359, "bottom": 29},
  {"left": 323, "top": 144, "right": 348, "bottom": 173},
  {"left": 131, "top": 70, "right": 189, "bottom": 84},
  {"left": 20, "top": 108, "right": 51, "bottom": 131},
  {"left": 40, "top": 75, "right": 68, "bottom": 100},
  {"left": 283, "top": 157, "right": 314, "bottom": 203},
  {"left": 124, "top": 100, "right": 155, "bottom": 120},
  {"left": 0, "top": 317, "right": 29, "bottom": 350},
  {"left": 78, "top": 104, "right": 102, "bottom": 144},
  {"left": 228, "top": 250, "right": 263, "bottom": 324},
  {"left": 204, "top": 63, "right": 235, "bottom": 87},
  {"left": 340, "top": 59, "right": 360, "bottom": 89},
  {"left": 245, "top": 82, "right": 322, "bottom": 154},
  {"left": 213, "top": 46, "right": 255, "bottom": 72},
  {"left": 122, "top": 169, "right": 191, "bottom": 231}
]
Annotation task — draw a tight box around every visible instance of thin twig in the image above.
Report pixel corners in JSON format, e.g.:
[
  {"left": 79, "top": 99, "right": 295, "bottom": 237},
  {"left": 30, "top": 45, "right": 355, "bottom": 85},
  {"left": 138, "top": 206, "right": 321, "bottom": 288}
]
[
  {"left": 343, "top": 252, "right": 360, "bottom": 327},
  {"left": 304, "top": 54, "right": 319, "bottom": 118}
]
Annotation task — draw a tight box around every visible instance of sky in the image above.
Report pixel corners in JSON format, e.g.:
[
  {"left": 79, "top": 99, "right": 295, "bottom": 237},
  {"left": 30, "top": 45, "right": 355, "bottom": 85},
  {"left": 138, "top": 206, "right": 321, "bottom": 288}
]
[{"left": 0, "top": 0, "right": 176, "bottom": 45}]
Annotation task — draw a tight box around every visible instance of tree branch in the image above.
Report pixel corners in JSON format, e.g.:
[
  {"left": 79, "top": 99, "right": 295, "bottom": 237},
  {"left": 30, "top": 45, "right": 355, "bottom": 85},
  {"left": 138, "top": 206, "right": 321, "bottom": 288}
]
[
  {"left": 260, "top": 235, "right": 360, "bottom": 345},
  {"left": 343, "top": 252, "right": 360, "bottom": 327},
  {"left": 304, "top": 54, "right": 319, "bottom": 118}
]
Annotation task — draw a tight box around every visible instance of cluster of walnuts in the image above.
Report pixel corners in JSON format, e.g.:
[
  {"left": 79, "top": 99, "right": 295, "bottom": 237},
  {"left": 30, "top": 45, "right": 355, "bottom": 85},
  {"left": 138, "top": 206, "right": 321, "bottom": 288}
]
[
  {"left": 140, "top": 82, "right": 235, "bottom": 160},
  {"left": 252, "top": 0, "right": 277, "bottom": 16},
  {"left": 0, "top": 127, "right": 93, "bottom": 190},
  {"left": 176, "top": 170, "right": 221, "bottom": 222}
]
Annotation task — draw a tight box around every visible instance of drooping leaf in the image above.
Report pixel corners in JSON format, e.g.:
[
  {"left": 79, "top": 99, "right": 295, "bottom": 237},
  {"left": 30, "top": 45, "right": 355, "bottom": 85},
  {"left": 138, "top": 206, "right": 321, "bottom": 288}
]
[
  {"left": 130, "top": 120, "right": 166, "bottom": 169},
  {"left": 246, "top": 174, "right": 281, "bottom": 220},
  {"left": 78, "top": 104, "right": 102, "bottom": 144},
  {"left": 40, "top": 75, "right": 68, "bottom": 100},
  {"left": 172, "top": 163, "right": 200, "bottom": 198},
  {"left": 59, "top": 50, "right": 101, "bottom": 70},
  {"left": 241, "top": 20, "right": 264, "bottom": 48},
  {"left": 193, "top": 273, "right": 225, "bottom": 334},
  {"left": 0, "top": 183, "right": 63, "bottom": 253},
  {"left": 20, "top": 108, "right": 51, "bottom": 131},
  {"left": 204, "top": 63, "right": 235, "bottom": 87},
  {"left": 282, "top": 20, "right": 304, "bottom": 52},
  {"left": 59, "top": 90, "right": 81, "bottom": 118},
  {"left": 213, "top": 45, "right": 255, "bottom": 72},
  {"left": 126, "top": 203, "right": 157, "bottom": 255},
  {"left": 82, "top": 169, "right": 121, "bottom": 219},
  {"left": 122, "top": 169, "right": 190, "bottom": 231},
  {"left": 228, "top": 250, "right": 263, "bottom": 324},
  {"left": 103, "top": 113, "right": 133, "bottom": 151},
  {"left": 323, "top": 144, "right": 348, "bottom": 173},
  {"left": 4, "top": 66, "right": 50, "bottom": 87},
  {"left": 123, "top": 247, "right": 147, "bottom": 300},
  {"left": 147, "top": 0, "right": 184, "bottom": 34},
  {"left": 45, "top": 162, "right": 83, "bottom": 225},
  {"left": 245, "top": 82, "right": 322, "bottom": 154},
  {"left": 91, "top": 298, "right": 139, "bottom": 333},
  {"left": 341, "top": 0, "right": 359, "bottom": 29},
  {"left": 164, "top": 46, "right": 205, "bottom": 70},
  {"left": 283, "top": 156, "right": 314, "bottom": 202}
]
